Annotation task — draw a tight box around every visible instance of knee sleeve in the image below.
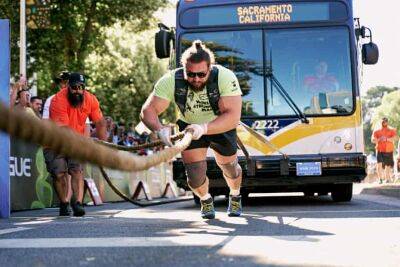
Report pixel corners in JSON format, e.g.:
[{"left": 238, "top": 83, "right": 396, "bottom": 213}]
[
  {"left": 219, "top": 158, "right": 242, "bottom": 179},
  {"left": 185, "top": 161, "right": 207, "bottom": 189}
]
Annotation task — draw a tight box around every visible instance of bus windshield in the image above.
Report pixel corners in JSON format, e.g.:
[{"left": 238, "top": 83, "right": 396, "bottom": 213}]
[{"left": 180, "top": 26, "right": 353, "bottom": 117}]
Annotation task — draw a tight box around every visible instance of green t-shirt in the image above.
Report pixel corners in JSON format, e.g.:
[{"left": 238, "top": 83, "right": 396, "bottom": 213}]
[{"left": 153, "top": 65, "right": 242, "bottom": 124}]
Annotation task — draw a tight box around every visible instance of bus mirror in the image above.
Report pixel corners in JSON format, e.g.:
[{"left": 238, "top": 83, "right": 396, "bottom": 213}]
[
  {"left": 155, "top": 24, "right": 174, "bottom": 59},
  {"left": 360, "top": 26, "right": 367, "bottom": 38},
  {"left": 362, "top": 42, "right": 379, "bottom": 65}
]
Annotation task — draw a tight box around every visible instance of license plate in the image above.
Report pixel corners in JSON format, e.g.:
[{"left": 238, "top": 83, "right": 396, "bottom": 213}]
[{"left": 296, "top": 162, "right": 321, "bottom": 176}]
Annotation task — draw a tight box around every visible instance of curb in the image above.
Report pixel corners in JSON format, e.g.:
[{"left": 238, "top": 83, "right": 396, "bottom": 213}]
[{"left": 360, "top": 185, "right": 400, "bottom": 199}]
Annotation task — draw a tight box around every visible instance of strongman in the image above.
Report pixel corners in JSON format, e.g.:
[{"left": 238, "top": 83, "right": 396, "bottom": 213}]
[{"left": 141, "top": 40, "right": 243, "bottom": 219}]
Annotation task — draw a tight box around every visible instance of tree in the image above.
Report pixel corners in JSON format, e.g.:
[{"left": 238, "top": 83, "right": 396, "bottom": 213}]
[
  {"left": 371, "top": 90, "right": 400, "bottom": 132},
  {"left": 85, "top": 23, "right": 174, "bottom": 125},
  {"left": 0, "top": 0, "right": 168, "bottom": 92}
]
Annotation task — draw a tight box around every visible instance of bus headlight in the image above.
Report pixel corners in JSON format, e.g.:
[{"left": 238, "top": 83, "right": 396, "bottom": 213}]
[{"left": 344, "top": 143, "right": 353, "bottom": 151}]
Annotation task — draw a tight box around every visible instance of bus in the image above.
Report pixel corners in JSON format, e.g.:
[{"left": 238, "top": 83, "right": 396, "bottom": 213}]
[{"left": 155, "top": 0, "right": 379, "bottom": 203}]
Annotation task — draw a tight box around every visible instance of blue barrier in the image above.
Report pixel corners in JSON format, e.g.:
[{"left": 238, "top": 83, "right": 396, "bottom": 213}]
[{"left": 0, "top": 19, "right": 10, "bottom": 218}]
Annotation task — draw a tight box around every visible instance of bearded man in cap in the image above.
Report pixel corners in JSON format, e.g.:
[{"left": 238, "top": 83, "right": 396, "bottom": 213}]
[{"left": 44, "top": 72, "right": 107, "bottom": 216}]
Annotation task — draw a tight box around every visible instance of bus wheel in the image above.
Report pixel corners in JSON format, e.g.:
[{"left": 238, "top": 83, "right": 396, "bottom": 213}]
[{"left": 331, "top": 183, "right": 353, "bottom": 202}]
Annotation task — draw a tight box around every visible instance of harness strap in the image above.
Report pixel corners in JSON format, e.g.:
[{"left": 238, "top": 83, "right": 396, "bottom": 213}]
[{"left": 174, "top": 66, "right": 220, "bottom": 116}]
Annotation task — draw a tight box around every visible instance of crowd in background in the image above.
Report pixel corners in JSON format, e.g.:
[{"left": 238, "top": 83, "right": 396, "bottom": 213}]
[{"left": 9, "top": 72, "right": 152, "bottom": 154}]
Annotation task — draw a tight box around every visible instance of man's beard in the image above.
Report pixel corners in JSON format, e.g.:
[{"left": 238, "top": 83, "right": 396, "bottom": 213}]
[
  {"left": 68, "top": 90, "right": 84, "bottom": 107},
  {"left": 189, "top": 81, "right": 207, "bottom": 91}
]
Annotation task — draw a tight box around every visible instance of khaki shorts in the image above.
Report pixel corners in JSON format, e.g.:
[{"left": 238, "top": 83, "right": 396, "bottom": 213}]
[{"left": 43, "top": 148, "right": 83, "bottom": 176}]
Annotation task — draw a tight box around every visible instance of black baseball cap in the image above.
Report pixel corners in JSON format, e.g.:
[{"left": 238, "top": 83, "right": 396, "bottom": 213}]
[
  {"left": 69, "top": 72, "right": 86, "bottom": 86},
  {"left": 59, "top": 71, "right": 70, "bottom": 81},
  {"left": 53, "top": 71, "right": 69, "bottom": 83}
]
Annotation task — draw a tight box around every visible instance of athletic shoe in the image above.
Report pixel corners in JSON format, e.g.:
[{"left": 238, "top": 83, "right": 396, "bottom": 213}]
[
  {"left": 59, "top": 202, "right": 71, "bottom": 216},
  {"left": 228, "top": 195, "right": 242, "bottom": 217},
  {"left": 200, "top": 197, "right": 215, "bottom": 219},
  {"left": 71, "top": 202, "right": 86, "bottom": 217}
]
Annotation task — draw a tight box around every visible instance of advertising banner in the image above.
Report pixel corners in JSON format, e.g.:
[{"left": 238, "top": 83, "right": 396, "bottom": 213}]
[{"left": 10, "top": 139, "right": 54, "bottom": 211}]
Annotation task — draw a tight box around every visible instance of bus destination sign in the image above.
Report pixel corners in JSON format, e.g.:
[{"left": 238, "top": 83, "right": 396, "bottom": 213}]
[
  {"left": 237, "top": 4, "right": 293, "bottom": 24},
  {"left": 180, "top": 2, "right": 348, "bottom": 28}
]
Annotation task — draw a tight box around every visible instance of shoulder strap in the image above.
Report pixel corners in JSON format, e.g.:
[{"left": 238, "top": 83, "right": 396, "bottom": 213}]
[
  {"left": 174, "top": 68, "right": 188, "bottom": 115},
  {"left": 174, "top": 66, "right": 221, "bottom": 116},
  {"left": 206, "top": 66, "right": 220, "bottom": 115}
]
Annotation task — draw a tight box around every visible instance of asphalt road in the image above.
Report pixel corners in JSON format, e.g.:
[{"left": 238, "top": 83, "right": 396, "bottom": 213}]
[{"left": 1, "top": 187, "right": 400, "bottom": 267}]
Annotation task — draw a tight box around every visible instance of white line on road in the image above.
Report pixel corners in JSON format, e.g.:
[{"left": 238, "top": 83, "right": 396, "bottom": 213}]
[
  {"left": 0, "top": 227, "right": 32, "bottom": 236},
  {"left": 0, "top": 235, "right": 228, "bottom": 248},
  {"left": 244, "top": 209, "right": 400, "bottom": 215}
]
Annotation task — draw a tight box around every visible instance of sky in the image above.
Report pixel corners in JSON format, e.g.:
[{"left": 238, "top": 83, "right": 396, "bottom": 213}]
[{"left": 159, "top": 0, "right": 399, "bottom": 94}]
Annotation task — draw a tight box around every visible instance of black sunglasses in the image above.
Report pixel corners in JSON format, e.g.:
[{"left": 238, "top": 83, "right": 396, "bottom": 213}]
[
  {"left": 186, "top": 71, "right": 208, "bottom": 78},
  {"left": 69, "top": 84, "right": 85, "bottom": 91}
]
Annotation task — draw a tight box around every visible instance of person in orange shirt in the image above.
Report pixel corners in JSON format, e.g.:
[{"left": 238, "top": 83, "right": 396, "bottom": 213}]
[
  {"left": 371, "top": 117, "right": 397, "bottom": 184},
  {"left": 44, "top": 72, "right": 107, "bottom": 216}
]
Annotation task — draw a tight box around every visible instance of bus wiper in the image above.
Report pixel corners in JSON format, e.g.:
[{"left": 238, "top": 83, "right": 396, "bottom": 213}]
[
  {"left": 265, "top": 59, "right": 309, "bottom": 124},
  {"left": 330, "top": 105, "right": 349, "bottom": 114}
]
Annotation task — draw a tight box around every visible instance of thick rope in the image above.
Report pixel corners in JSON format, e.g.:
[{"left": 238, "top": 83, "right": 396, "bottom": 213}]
[
  {"left": 94, "top": 133, "right": 185, "bottom": 151},
  {"left": 0, "top": 102, "right": 192, "bottom": 172},
  {"left": 99, "top": 166, "right": 191, "bottom": 207}
]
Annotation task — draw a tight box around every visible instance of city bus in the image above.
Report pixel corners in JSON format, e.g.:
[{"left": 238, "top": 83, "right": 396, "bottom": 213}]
[{"left": 155, "top": 0, "right": 379, "bottom": 203}]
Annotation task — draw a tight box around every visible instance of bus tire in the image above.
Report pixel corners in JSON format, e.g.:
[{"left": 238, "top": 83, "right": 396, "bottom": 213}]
[{"left": 331, "top": 183, "right": 353, "bottom": 202}]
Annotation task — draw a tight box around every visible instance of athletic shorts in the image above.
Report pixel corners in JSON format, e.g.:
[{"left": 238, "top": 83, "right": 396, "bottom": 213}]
[
  {"left": 377, "top": 152, "right": 394, "bottom": 168},
  {"left": 43, "top": 148, "right": 83, "bottom": 176},
  {"left": 177, "top": 120, "right": 237, "bottom": 157}
]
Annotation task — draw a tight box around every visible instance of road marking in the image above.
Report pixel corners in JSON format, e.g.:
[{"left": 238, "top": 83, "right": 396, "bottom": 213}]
[
  {"left": 0, "top": 227, "right": 32, "bottom": 236},
  {"left": 0, "top": 235, "right": 228, "bottom": 248},
  {"left": 244, "top": 209, "right": 400, "bottom": 215}
]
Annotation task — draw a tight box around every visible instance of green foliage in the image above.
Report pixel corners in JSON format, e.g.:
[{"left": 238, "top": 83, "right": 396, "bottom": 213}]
[
  {"left": 86, "top": 24, "right": 174, "bottom": 124},
  {"left": 0, "top": 0, "right": 168, "bottom": 95},
  {"left": 371, "top": 90, "right": 400, "bottom": 131},
  {"left": 0, "top": 1, "right": 20, "bottom": 79},
  {"left": 362, "top": 86, "right": 398, "bottom": 112}
]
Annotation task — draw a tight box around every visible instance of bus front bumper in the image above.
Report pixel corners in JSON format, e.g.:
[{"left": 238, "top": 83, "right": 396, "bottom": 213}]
[{"left": 172, "top": 153, "right": 367, "bottom": 193}]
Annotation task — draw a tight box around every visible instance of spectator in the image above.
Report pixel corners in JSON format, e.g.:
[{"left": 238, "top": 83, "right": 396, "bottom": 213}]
[
  {"left": 10, "top": 76, "right": 30, "bottom": 108},
  {"left": 112, "top": 124, "right": 119, "bottom": 144},
  {"left": 372, "top": 117, "right": 397, "bottom": 183},
  {"left": 44, "top": 72, "right": 107, "bottom": 217},
  {"left": 29, "top": 96, "right": 43, "bottom": 118},
  {"left": 104, "top": 116, "right": 114, "bottom": 142},
  {"left": 42, "top": 71, "right": 70, "bottom": 120},
  {"left": 117, "top": 131, "right": 126, "bottom": 146}
]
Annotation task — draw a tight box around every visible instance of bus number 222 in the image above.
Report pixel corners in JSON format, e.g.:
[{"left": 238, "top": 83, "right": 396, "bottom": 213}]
[{"left": 252, "top": 120, "right": 279, "bottom": 130}]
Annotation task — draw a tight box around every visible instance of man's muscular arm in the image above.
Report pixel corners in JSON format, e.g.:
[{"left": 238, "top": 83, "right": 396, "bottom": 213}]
[
  {"left": 207, "top": 95, "right": 242, "bottom": 135},
  {"left": 94, "top": 118, "right": 107, "bottom": 141},
  {"left": 140, "top": 92, "right": 170, "bottom": 132}
]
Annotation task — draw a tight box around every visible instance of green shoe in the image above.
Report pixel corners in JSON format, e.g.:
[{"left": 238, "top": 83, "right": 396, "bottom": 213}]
[
  {"left": 200, "top": 197, "right": 215, "bottom": 219},
  {"left": 228, "top": 195, "right": 242, "bottom": 217}
]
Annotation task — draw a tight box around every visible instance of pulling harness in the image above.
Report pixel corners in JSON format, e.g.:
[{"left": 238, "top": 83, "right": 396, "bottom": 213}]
[{"left": 174, "top": 66, "right": 221, "bottom": 116}]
